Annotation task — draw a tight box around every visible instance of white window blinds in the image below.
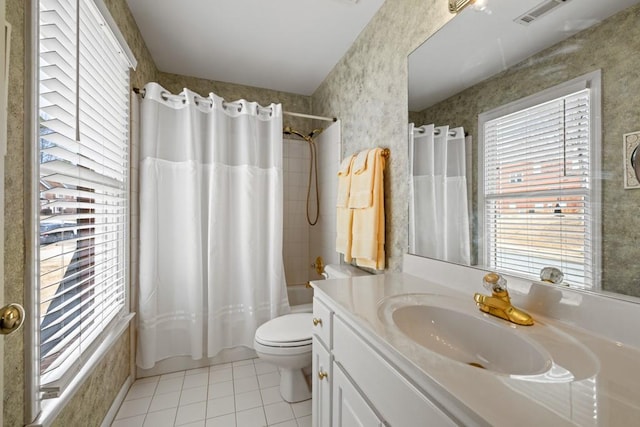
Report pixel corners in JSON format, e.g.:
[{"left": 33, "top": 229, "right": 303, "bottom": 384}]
[
  {"left": 38, "top": 0, "right": 130, "bottom": 385},
  {"left": 481, "top": 88, "right": 596, "bottom": 288}
]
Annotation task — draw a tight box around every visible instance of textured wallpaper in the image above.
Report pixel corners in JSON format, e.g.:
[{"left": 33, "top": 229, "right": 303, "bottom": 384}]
[
  {"left": 311, "top": 0, "right": 454, "bottom": 271},
  {"left": 3, "top": 0, "right": 158, "bottom": 424},
  {"left": 415, "top": 4, "right": 640, "bottom": 297},
  {"left": 4, "top": 1, "right": 27, "bottom": 424},
  {"left": 50, "top": 331, "right": 130, "bottom": 427}
]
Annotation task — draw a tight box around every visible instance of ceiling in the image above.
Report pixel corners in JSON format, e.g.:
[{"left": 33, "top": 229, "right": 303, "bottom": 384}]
[
  {"left": 126, "top": 0, "right": 385, "bottom": 96},
  {"left": 408, "top": 0, "right": 640, "bottom": 111}
]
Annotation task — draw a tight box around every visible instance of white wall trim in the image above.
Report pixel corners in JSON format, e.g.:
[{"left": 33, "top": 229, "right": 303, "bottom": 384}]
[
  {"left": 26, "top": 314, "right": 134, "bottom": 427},
  {"left": 100, "top": 375, "right": 134, "bottom": 427}
]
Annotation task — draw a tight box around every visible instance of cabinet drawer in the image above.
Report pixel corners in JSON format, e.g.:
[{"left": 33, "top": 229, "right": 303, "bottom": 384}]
[
  {"left": 312, "top": 297, "right": 333, "bottom": 349},
  {"left": 333, "top": 316, "right": 457, "bottom": 427}
]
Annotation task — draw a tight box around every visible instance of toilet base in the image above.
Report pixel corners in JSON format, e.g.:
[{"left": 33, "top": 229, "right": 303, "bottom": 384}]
[{"left": 279, "top": 367, "right": 311, "bottom": 403}]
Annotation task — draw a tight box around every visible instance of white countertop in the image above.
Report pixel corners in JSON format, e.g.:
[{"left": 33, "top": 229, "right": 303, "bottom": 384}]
[{"left": 312, "top": 272, "right": 640, "bottom": 426}]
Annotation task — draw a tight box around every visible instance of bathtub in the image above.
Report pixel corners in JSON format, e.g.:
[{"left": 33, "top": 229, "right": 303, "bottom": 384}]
[{"left": 287, "top": 283, "right": 314, "bottom": 312}]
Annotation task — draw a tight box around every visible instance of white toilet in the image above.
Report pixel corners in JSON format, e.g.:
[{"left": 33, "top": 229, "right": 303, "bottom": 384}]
[{"left": 253, "top": 264, "right": 370, "bottom": 402}]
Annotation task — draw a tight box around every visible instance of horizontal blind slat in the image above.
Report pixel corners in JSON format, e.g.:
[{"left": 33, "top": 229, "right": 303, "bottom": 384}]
[
  {"left": 483, "top": 88, "right": 593, "bottom": 287},
  {"left": 38, "top": 0, "right": 130, "bottom": 384}
]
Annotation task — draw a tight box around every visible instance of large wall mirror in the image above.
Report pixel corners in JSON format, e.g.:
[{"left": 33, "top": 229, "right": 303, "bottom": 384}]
[{"left": 408, "top": 0, "right": 640, "bottom": 298}]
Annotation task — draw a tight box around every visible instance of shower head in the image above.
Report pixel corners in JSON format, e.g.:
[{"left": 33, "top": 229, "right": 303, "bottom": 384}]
[
  {"left": 283, "top": 126, "right": 324, "bottom": 142},
  {"left": 308, "top": 128, "right": 324, "bottom": 139},
  {"left": 283, "top": 126, "right": 308, "bottom": 141}
]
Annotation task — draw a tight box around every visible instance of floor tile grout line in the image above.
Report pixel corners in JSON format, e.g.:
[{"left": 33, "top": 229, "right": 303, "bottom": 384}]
[
  {"left": 172, "top": 378, "right": 183, "bottom": 427},
  {"left": 232, "top": 364, "right": 239, "bottom": 426},
  {"left": 115, "top": 359, "right": 307, "bottom": 427}
]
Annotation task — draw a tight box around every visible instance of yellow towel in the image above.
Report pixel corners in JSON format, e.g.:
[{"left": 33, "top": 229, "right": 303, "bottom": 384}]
[
  {"left": 348, "top": 150, "right": 374, "bottom": 209},
  {"left": 336, "top": 155, "right": 355, "bottom": 261},
  {"left": 336, "top": 154, "right": 354, "bottom": 208},
  {"left": 351, "top": 148, "right": 385, "bottom": 270},
  {"left": 336, "top": 208, "right": 353, "bottom": 263}
]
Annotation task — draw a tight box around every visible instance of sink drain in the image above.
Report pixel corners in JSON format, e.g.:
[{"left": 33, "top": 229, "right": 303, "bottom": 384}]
[{"left": 467, "top": 362, "right": 486, "bottom": 369}]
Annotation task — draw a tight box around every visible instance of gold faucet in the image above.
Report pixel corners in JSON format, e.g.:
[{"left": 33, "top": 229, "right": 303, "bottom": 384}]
[{"left": 473, "top": 272, "right": 534, "bottom": 326}]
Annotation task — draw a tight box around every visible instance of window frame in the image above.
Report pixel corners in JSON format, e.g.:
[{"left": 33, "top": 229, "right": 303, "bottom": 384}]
[
  {"left": 477, "top": 70, "right": 602, "bottom": 289},
  {"left": 27, "top": 0, "right": 136, "bottom": 424}
]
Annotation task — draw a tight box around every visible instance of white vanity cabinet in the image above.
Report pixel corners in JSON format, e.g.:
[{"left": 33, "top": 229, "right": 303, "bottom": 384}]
[
  {"left": 312, "top": 298, "right": 333, "bottom": 427},
  {"left": 332, "top": 362, "right": 385, "bottom": 426},
  {"left": 312, "top": 294, "right": 458, "bottom": 427},
  {"left": 312, "top": 336, "right": 332, "bottom": 427}
]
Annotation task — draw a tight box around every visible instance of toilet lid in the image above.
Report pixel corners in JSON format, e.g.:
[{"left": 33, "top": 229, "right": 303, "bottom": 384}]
[{"left": 255, "top": 313, "right": 313, "bottom": 347}]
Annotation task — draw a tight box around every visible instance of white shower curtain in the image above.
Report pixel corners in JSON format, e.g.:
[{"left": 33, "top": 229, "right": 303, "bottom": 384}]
[
  {"left": 137, "top": 82, "right": 289, "bottom": 369},
  {"left": 409, "top": 123, "right": 470, "bottom": 264}
]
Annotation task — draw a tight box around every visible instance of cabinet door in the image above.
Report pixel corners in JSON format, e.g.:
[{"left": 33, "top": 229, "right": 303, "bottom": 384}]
[
  {"left": 312, "top": 337, "right": 331, "bottom": 427},
  {"left": 332, "top": 363, "right": 385, "bottom": 427}
]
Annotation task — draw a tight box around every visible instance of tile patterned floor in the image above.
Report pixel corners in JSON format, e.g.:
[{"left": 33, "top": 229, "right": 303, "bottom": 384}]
[{"left": 112, "top": 358, "right": 312, "bottom": 427}]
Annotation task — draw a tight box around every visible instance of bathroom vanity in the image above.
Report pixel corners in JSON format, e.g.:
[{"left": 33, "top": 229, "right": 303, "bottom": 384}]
[
  {"left": 312, "top": 292, "right": 459, "bottom": 426},
  {"left": 310, "top": 256, "right": 640, "bottom": 426}
]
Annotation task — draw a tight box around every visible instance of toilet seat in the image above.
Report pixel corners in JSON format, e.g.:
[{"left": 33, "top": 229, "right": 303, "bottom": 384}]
[{"left": 254, "top": 313, "right": 313, "bottom": 348}]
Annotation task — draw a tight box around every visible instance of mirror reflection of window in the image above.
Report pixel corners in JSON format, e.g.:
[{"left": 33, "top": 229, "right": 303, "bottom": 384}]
[{"left": 478, "top": 71, "right": 601, "bottom": 289}]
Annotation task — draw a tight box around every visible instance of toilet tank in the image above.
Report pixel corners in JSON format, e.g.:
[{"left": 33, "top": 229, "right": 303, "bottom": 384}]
[{"left": 323, "top": 264, "right": 370, "bottom": 279}]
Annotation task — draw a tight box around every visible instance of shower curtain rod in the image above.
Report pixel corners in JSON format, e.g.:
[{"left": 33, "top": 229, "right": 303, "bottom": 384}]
[
  {"left": 284, "top": 111, "right": 337, "bottom": 123},
  {"left": 132, "top": 87, "right": 338, "bottom": 122}
]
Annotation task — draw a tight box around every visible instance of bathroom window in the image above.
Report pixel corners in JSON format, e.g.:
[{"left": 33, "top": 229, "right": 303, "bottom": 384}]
[
  {"left": 478, "top": 72, "right": 601, "bottom": 289},
  {"left": 36, "top": 0, "right": 135, "bottom": 398}
]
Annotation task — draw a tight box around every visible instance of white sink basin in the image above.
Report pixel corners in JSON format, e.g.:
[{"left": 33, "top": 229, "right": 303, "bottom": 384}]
[{"left": 378, "top": 294, "right": 553, "bottom": 376}]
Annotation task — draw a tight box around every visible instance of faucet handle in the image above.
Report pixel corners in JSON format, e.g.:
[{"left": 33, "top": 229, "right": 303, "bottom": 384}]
[
  {"left": 540, "top": 267, "right": 564, "bottom": 284},
  {"left": 483, "top": 272, "right": 508, "bottom": 293}
]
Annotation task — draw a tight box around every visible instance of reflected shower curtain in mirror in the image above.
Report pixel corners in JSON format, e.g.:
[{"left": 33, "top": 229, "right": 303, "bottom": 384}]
[
  {"left": 137, "top": 82, "right": 289, "bottom": 369},
  {"left": 409, "top": 124, "right": 471, "bottom": 264}
]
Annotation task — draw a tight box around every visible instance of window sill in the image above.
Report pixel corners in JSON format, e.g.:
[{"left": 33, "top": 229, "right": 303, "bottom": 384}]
[{"left": 27, "top": 313, "right": 135, "bottom": 427}]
